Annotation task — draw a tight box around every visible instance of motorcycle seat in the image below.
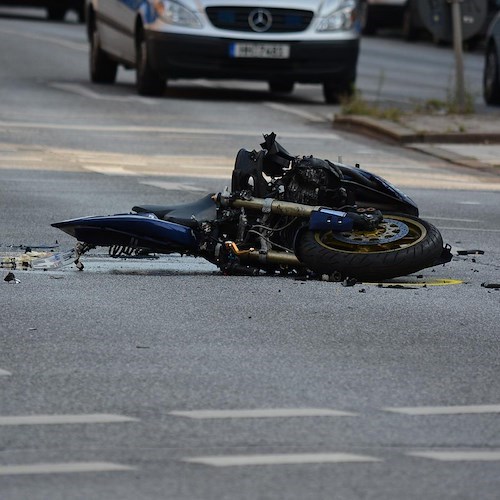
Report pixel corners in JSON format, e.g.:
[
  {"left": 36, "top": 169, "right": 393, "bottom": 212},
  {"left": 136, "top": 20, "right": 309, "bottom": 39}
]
[{"left": 132, "top": 193, "right": 217, "bottom": 228}]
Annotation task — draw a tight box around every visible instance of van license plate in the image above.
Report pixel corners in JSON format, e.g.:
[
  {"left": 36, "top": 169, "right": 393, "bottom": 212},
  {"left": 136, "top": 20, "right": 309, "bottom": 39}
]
[{"left": 230, "top": 43, "right": 290, "bottom": 59}]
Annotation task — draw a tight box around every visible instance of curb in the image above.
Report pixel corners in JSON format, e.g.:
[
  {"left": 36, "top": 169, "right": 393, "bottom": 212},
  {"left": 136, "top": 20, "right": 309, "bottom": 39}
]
[
  {"left": 406, "top": 144, "right": 497, "bottom": 172},
  {"left": 333, "top": 115, "right": 500, "bottom": 145},
  {"left": 333, "top": 114, "right": 500, "bottom": 173}
]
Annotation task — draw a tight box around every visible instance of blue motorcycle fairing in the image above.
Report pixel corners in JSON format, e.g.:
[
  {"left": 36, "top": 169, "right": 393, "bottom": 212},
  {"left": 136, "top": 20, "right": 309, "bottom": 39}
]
[
  {"left": 309, "top": 208, "right": 354, "bottom": 232},
  {"left": 51, "top": 213, "right": 197, "bottom": 252}
]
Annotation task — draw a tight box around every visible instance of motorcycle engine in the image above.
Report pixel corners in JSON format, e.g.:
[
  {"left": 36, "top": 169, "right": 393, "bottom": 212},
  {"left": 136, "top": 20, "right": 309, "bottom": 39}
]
[{"left": 282, "top": 156, "right": 347, "bottom": 208}]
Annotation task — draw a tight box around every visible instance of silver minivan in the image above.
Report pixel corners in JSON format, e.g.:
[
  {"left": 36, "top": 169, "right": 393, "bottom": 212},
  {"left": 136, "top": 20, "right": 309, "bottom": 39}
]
[{"left": 86, "top": 0, "right": 360, "bottom": 102}]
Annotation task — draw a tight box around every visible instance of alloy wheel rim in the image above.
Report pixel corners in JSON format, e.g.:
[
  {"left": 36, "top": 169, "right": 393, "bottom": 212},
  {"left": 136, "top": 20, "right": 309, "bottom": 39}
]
[{"left": 315, "top": 216, "right": 427, "bottom": 254}]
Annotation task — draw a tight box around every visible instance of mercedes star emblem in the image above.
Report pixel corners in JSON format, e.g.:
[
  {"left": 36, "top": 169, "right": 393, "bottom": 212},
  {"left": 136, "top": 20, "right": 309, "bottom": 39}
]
[{"left": 248, "top": 8, "right": 273, "bottom": 32}]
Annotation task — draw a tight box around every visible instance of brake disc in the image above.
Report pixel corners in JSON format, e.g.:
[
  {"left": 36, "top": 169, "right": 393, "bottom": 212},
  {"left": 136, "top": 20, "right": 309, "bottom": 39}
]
[{"left": 331, "top": 218, "right": 410, "bottom": 245}]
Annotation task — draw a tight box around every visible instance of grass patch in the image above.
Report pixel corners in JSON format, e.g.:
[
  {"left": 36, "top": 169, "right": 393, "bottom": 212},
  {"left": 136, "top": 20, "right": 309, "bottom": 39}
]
[{"left": 340, "top": 91, "right": 403, "bottom": 122}]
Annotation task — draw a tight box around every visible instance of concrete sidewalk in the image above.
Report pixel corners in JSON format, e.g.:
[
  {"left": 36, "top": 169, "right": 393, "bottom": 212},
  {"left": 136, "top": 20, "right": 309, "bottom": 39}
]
[{"left": 334, "top": 112, "right": 500, "bottom": 173}]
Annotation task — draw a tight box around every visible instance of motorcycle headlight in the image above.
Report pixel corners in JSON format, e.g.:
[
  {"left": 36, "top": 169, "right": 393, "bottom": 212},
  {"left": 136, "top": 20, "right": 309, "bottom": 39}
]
[
  {"left": 316, "top": 0, "right": 357, "bottom": 32},
  {"left": 153, "top": 0, "right": 203, "bottom": 29}
]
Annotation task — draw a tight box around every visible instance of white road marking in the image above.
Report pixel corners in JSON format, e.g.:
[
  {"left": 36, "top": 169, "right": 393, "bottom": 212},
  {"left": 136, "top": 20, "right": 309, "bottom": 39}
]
[
  {"left": 0, "top": 368, "right": 11, "bottom": 376},
  {"left": 0, "top": 462, "right": 136, "bottom": 476},
  {"left": 1, "top": 156, "right": 43, "bottom": 162},
  {"left": 0, "top": 414, "right": 139, "bottom": 426},
  {"left": 264, "top": 102, "right": 330, "bottom": 123},
  {"left": 422, "top": 216, "right": 479, "bottom": 223},
  {"left": 439, "top": 226, "right": 500, "bottom": 233},
  {"left": 408, "top": 451, "right": 500, "bottom": 462},
  {"left": 82, "top": 165, "right": 140, "bottom": 176},
  {"left": 170, "top": 408, "right": 357, "bottom": 419},
  {"left": 140, "top": 181, "right": 206, "bottom": 192},
  {"left": 458, "top": 201, "right": 481, "bottom": 205},
  {"left": 383, "top": 404, "right": 500, "bottom": 415},
  {"left": 0, "top": 28, "right": 86, "bottom": 52},
  {"left": 50, "top": 83, "right": 155, "bottom": 105},
  {"left": 183, "top": 453, "right": 381, "bottom": 466},
  {"left": 0, "top": 121, "right": 338, "bottom": 140}
]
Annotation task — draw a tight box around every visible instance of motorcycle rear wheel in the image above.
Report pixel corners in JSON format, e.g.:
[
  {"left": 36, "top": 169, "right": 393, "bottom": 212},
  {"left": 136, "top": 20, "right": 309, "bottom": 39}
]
[{"left": 297, "top": 213, "right": 444, "bottom": 281}]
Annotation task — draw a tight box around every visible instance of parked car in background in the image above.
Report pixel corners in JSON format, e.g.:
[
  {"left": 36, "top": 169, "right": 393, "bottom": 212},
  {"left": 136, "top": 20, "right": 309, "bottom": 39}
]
[
  {"left": 361, "top": 0, "right": 500, "bottom": 43},
  {"left": 360, "top": 0, "right": 423, "bottom": 40},
  {"left": 484, "top": 11, "right": 500, "bottom": 104},
  {"left": 0, "top": 0, "right": 84, "bottom": 21},
  {"left": 85, "top": 0, "right": 360, "bottom": 103}
]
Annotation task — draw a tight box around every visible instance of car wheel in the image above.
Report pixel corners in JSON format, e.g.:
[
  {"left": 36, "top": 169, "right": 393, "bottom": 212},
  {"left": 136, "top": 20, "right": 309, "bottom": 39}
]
[
  {"left": 90, "top": 25, "right": 118, "bottom": 84},
  {"left": 360, "top": 0, "right": 377, "bottom": 35},
  {"left": 269, "top": 81, "right": 295, "bottom": 94},
  {"left": 47, "top": 7, "right": 67, "bottom": 21},
  {"left": 323, "top": 79, "right": 354, "bottom": 104},
  {"left": 136, "top": 34, "right": 166, "bottom": 97},
  {"left": 484, "top": 44, "right": 500, "bottom": 105}
]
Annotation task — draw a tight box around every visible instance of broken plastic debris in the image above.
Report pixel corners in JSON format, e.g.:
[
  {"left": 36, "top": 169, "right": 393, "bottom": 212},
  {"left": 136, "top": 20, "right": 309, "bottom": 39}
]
[
  {"left": 0, "top": 250, "right": 75, "bottom": 270},
  {"left": 481, "top": 282, "right": 500, "bottom": 289},
  {"left": 457, "top": 249, "right": 485, "bottom": 255},
  {"left": 342, "top": 277, "right": 357, "bottom": 287},
  {"left": 4, "top": 272, "right": 20, "bottom": 284}
]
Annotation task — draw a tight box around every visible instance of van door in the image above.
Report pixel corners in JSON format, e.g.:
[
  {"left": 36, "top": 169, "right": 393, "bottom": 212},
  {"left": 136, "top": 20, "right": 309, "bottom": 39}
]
[{"left": 98, "top": 0, "right": 142, "bottom": 64}]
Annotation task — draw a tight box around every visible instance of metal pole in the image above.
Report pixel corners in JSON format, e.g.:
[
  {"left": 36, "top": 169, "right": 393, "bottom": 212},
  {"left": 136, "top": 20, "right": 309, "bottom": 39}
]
[{"left": 449, "top": 0, "right": 465, "bottom": 112}]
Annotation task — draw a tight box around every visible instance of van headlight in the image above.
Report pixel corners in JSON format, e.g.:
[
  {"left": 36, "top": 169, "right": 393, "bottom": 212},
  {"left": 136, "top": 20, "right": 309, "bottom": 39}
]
[
  {"left": 316, "top": 0, "right": 357, "bottom": 32},
  {"left": 153, "top": 0, "right": 203, "bottom": 28}
]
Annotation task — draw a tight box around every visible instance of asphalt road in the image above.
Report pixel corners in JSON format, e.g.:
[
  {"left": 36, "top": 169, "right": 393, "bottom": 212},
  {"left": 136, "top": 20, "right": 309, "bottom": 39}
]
[{"left": 1, "top": 9, "right": 500, "bottom": 500}]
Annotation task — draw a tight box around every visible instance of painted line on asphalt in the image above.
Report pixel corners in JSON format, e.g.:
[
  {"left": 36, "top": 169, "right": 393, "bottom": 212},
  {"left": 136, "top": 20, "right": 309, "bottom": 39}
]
[
  {"left": 383, "top": 404, "right": 500, "bottom": 415},
  {"left": 170, "top": 408, "right": 357, "bottom": 419},
  {"left": 407, "top": 451, "right": 500, "bottom": 462},
  {"left": 264, "top": 102, "right": 329, "bottom": 123},
  {"left": 439, "top": 226, "right": 500, "bottom": 233},
  {"left": 422, "top": 216, "right": 480, "bottom": 223},
  {"left": 82, "top": 165, "right": 140, "bottom": 176},
  {"left": 0, "top": 121, "right": 338, "bottom": 140},
  {"left": 0, "top": 414, "right": 139, "bottom": 426},
  {"left": 0, "top": 28, "right": 87, "bottom": 52},
  {"left": 0, "top": 368, "right": 11, "bottom": 376},
  {"left": 458, "top": 201, "right": 481, "bottom": 205},
  {"left": 140, "top": 180, "right": 206, "bottom": 192},
  {"left": 183, "top": 453, "right": 381, "bottom": 467},
  {"left": 50, "top": 83, "right": 155, "bottom": 105},
  {"left": 0, "top": 28, "right": 89, "bottom": 52},
  {"left": 0, "top": 462, "right": 136, "bottom": 476}
]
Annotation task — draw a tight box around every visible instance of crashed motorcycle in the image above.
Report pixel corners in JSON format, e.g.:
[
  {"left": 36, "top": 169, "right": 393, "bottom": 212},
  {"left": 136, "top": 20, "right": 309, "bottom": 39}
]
[{"left": 52, "top": 133, "right": 450, "bottom": 280}]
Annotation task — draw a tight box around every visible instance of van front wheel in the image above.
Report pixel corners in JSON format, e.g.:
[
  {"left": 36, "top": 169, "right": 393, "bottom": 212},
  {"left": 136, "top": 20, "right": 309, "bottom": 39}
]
[
  {"left": 136, "top": 36, "right": 166, "bottom": 96},
  {"left": 90, "top": 27, "right": 118, "bottom": 84}
]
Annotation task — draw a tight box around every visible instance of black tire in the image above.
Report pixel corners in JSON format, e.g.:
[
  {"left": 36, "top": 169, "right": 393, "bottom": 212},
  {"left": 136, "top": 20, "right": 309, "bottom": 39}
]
[
  {"left": 269, "top": 81, "right": 295, "bottom": 94},
  {"left": 136, "top": 33, "right": 166, "bottom": 96},
  {"left": 47, "top": 7, "right": 66, "bottom": 21},
  {"left": 484, "top": 44, "right": 500, "bottom": 106},
  {"left": 90, "top": 25, "right": 118, "bottom": 84},
  {"left": 297, "top": 213, "right": 444, "bottom": 281},
  {"left": 323, "top": 79, "right": 354, "bottom": 104}
]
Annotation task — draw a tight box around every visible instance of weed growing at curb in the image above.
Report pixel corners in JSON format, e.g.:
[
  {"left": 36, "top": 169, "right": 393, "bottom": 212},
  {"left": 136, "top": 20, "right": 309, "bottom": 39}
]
[{"left": 340, "top": 90, "right": 402, "bottom": 122}]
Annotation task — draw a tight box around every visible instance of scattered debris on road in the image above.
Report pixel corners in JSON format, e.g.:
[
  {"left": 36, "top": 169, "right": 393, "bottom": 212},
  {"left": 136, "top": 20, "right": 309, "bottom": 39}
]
[
  {"left": 0, "top": 248, "right": 75, "bottom": 271},
  {"left": 481, "top": 282, "right": 500, "bottom": 290},
  {"left": 3, "top": 272, "right": 20, "bottom": 284},
  {"left": 457, "top": 249, "right": 485, "bottom": 255}
]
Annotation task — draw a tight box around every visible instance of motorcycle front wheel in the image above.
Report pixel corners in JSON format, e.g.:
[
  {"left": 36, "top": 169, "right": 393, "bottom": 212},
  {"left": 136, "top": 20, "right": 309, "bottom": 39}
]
[{"left": 297, "top": 213, "right": 444, "bottom": 281}]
